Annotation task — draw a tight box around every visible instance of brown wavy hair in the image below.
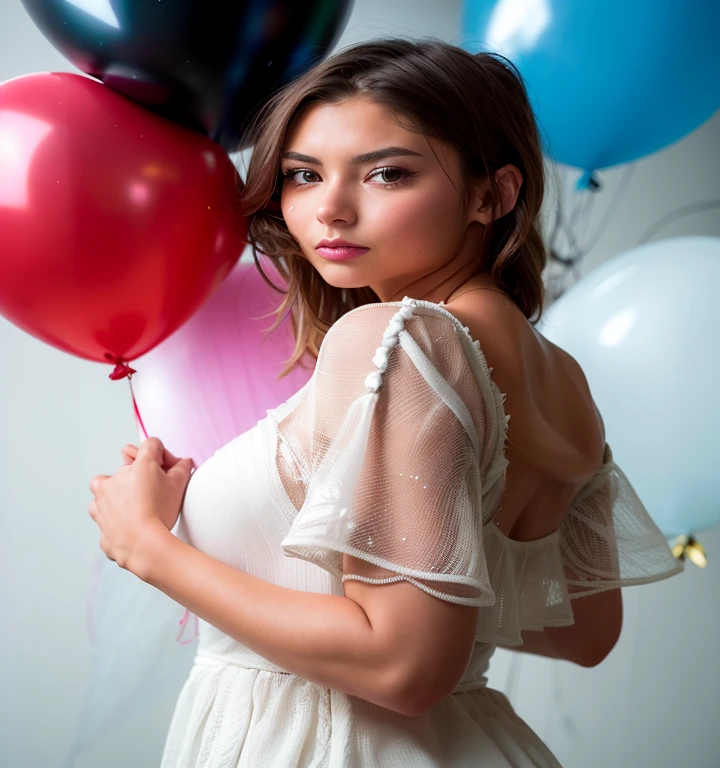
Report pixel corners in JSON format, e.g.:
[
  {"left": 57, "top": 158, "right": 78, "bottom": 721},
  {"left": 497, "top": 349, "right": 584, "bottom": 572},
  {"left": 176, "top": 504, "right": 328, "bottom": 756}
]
[{"left": 238, "top": 37, "right": 548, "bottom": 378}]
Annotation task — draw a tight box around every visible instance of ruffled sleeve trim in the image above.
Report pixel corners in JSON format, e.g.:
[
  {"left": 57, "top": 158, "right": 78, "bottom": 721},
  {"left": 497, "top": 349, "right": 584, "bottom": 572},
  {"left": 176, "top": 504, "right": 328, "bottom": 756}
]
[
  {"left": 475, "top": 444, "right": 685, "bottom": 646},
  {"left": 275, "top": 297, "right": 684, "bottom": 647},
  {"left": 278, "top": 296, "right": 500, "bottom": 608}
]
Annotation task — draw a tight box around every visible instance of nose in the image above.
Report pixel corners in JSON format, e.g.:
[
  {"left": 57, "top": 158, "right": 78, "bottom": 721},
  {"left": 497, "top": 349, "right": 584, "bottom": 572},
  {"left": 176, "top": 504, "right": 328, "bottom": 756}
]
[{"left": 315, "top": 179, "right": 357, "bottom": 226}]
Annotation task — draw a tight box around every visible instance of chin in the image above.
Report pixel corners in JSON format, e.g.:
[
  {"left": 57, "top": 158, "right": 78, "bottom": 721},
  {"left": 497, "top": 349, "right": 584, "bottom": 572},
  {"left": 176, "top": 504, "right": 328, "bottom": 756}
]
[
  {"left": 321, "top": 277, "right": 366, "bottom": 291},
  {"left": 313, "top": 265, "right": 366, "bottom": 289}
]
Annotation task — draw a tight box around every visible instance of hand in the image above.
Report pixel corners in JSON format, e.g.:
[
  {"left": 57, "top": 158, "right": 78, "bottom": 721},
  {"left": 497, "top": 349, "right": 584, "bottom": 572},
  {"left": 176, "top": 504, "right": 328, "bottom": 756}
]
[
  {"left": 88, "top": 437, "right": 196, "bottom": 574},
  {"left": 120, "top": 442, "right": 188, "bottom": 472}
]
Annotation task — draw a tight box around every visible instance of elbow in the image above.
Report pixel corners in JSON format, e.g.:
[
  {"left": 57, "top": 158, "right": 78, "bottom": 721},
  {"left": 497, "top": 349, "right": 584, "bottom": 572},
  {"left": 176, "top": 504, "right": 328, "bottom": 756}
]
[
  {"left": 387, "top": 640, "right": 476, "bottom": 718},
  {"left": 580, "top": 643, "right": 615, "bottom": 668},
  {"left": 578, "top": 649, "right": 608, "bottom": 668},
  {"left": 392, "top": 693, "right": 433, "bottom": 719},
  {"left": 384, "top": 670, "right": 427, "bottom": 718},
  {"left": 577, "top": 590, "right": 624, "bottom": 668},
  {"left": 580, "top": 626, "right": 622, "bottom": 668},
  {"left": 389, "top": 666, "right": 457, "bottom": 719}
]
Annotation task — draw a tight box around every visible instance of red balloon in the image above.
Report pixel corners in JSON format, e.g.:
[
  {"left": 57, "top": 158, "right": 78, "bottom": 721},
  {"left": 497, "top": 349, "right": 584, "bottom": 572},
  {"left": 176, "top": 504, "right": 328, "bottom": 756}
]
[{"left": 0, "top": 71, "right": 246, "bottom": 375}]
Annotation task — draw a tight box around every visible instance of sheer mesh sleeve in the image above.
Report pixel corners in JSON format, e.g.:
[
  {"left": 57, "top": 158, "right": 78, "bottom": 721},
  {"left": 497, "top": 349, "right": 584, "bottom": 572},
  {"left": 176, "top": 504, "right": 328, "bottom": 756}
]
[
  {"left": 276, "top": 297, "right": 507, "bottom": 607},
  {"left": 271, "top": 297, "right": 683, "bottom": 642},
  {"left": 468, "top": 444, "right": 684, "bottom": 646},
  {"left": 557, "top": 443, "right": 684, "bottom": 599}
]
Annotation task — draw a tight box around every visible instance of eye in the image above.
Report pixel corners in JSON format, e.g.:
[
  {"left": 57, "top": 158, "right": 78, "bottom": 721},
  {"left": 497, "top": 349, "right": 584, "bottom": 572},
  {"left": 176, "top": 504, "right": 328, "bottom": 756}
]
[
  {"left": 367, "top": 167, "right": 412, "bottom": 186},
  {"left": 282, "top": 169, "right": 320, "bottom": 185},
  {"left": 281, "top": 166, "right": 415, "bottom": 189}
]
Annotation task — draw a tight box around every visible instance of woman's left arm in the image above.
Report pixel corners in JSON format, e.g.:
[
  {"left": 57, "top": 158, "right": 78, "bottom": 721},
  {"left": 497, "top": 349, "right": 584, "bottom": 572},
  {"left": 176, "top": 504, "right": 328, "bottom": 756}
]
[
  {"left": 134, "top": 527, "right": 411, "bottom": 714},
  {"left": 90, "top": 436, "right": 415, "bottom": 717}
]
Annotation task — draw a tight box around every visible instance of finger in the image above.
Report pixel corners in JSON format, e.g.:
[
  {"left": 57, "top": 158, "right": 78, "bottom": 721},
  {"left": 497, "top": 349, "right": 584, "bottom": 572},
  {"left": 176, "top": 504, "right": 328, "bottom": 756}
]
[
  {"left": 137, "top": 436, "right": 164, "bottom": 464},
  {"left": 124, "top": 442, "right": 180, "bottom": 471},
  {"left": 142, "top": 442, "right": 182, "bottom": 469},
  {"left": 99, "top": 536, "right": 115, "bottom": 562},
  {"left": 121, "top": 444, "right": 139, "bottom": 465},
  {"left": 168, "top": 456, "right": 195, "bottom": 481},
  {"left": 89, "top": 475, "right": 110, "bottom": 495},
  {"left": 123, "top": 443, "right": 171, "bottom": 471},
  {"left": 133, "top": 438, "right": 191, "bottom": 471},
  {"left": 162, "top": 447, "right": 186, "bottom": 469}
]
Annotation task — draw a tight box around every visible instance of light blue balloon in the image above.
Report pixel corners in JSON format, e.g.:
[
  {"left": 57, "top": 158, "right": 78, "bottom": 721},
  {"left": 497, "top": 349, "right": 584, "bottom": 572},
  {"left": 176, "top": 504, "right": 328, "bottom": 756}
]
[
  {"left": 536, "top": 237, "right": 720, "bottom": 538},
  {"left": 461, "top": 0, "right": 720, "bottom": 173}
]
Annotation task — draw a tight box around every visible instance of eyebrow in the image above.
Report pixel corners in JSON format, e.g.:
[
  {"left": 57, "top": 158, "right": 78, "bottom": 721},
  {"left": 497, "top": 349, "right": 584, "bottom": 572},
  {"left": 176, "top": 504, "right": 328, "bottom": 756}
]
[{"left": 281, "top": 146, "right": 424, "bottom": 165}]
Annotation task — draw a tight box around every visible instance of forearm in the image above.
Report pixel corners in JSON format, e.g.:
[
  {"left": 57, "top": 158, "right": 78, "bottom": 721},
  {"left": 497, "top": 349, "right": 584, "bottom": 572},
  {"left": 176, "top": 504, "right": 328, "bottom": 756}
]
[
  {"left": 134, "top": 528, "right": 402, "bottom": 711},
  {"left": 512, "top": 627, "right": 566, "bottom": 662},
  {"left": 514, "top": 588, "right": 623, "bottom": 668},
  {"left": 515, "top": 623, "right": 603, "bottom": 667}
]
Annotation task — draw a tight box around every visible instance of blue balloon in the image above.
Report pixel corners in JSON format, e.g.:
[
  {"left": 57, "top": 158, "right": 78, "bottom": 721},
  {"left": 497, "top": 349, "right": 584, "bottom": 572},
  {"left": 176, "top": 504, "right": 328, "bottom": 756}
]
[
  {"left": 536, "top": 237, "right": 720, "bottom": 538},
  {"left": 461, "top": 0, "right": 720, "bottom": 173}
]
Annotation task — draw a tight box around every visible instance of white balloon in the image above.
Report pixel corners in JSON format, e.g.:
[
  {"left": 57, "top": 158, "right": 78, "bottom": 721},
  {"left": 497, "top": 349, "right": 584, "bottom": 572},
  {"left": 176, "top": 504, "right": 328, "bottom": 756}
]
[{"left": 537, "top": 236, "right": 720, "bottom": 537}]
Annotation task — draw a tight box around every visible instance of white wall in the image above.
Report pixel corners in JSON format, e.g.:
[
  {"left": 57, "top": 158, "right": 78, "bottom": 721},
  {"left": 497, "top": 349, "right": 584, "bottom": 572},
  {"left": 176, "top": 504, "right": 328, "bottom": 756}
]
[{"left": 1, "top": 1, "right": 718, "bottom": 766}]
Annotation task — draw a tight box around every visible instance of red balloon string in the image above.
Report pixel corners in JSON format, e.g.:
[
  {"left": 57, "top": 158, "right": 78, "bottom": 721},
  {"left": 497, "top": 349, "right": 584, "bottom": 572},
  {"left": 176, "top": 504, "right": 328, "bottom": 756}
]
[
  {"left": 102, "top": 352, "right": 149, "bottom": 441},
  {"left": 176, "top": 609, "right": 200, "bottom": 645},
  {"left": 102, "top": 353, "right": 200, "bottom": 645},
  {"left": 127, "top": 372, "right": 150, "bottom": 443}
]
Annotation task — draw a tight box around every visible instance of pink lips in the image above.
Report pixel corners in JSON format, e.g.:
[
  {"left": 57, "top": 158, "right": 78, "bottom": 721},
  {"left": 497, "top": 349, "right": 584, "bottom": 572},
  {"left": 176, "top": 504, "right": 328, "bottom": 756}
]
[{"left": 316, "top": 246, "right": 369, "bottom": 261}]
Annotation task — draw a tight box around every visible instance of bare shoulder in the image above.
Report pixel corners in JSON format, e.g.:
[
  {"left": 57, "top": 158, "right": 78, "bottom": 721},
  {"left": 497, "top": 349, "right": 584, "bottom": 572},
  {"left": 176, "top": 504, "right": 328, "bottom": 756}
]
[
  {"left": 442, "top": 288, "right": 530, "bottom": 383},
  {"left": 444, "top": 288, "right": 606, "bottom": 472},
  {"left": 444, "top": 287, "right": 592, "bottom": 395}
]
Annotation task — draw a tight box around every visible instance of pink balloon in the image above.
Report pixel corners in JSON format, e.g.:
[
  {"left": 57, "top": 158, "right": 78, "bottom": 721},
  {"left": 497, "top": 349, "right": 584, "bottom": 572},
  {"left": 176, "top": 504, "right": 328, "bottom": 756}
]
[{"left": 130, "top": 258, "right": 314, "bottom": 467}]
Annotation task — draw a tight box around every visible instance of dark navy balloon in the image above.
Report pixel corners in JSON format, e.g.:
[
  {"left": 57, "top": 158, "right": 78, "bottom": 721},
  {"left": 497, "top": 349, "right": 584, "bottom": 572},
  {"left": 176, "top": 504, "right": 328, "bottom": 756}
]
[{"left": 20, "top": 0, "right": 354, "bottom": 151}]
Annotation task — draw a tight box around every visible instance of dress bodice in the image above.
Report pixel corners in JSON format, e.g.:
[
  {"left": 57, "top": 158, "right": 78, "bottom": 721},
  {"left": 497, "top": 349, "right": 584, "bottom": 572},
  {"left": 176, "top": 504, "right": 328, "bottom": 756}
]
[
  {"left": 173, "top": 413, "right": 498, "bottom": 693},
  {"left": 170, "top": 296, "right": 681, "bottom": 694}
]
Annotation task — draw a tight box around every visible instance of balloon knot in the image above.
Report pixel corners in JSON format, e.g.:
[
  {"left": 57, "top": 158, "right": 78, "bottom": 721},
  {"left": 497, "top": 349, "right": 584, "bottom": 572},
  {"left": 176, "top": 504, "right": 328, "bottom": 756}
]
[
  {"left": 576, "top": 171, "right": 601, "bottom": 192},
  {"left": 671, "top": 534, "right": 707, "bottom": 568},
  {"left": 104, "top": 353, "right": 137, "bottom": 381}
]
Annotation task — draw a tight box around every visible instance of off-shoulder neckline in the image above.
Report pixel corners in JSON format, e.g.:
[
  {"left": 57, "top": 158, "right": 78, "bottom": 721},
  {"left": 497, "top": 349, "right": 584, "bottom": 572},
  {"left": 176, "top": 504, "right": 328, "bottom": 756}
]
[
  {"left": 343, "top": 297, "right": 498, "bottom": 387},
  {"left": 308, "top": 298, "right": 613, "bottom": 549},
  {"left": 332, "top": 298, "right": 538, "bottom": 543},
  {"left": 354, "top": 298, "right": 615, "bottom": 547}
]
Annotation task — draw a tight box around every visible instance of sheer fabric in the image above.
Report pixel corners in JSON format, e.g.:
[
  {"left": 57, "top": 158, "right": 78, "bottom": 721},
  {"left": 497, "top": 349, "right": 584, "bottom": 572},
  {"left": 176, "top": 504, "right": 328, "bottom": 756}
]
[
  {"left": 153, "top": 295, "right": 684, "bottom": 767},
  {"left": 271, "top": 297, "right": 683, "bottom": 646},
  {"left": 477, "top": 442, "right": 685, "bottom": 645}
]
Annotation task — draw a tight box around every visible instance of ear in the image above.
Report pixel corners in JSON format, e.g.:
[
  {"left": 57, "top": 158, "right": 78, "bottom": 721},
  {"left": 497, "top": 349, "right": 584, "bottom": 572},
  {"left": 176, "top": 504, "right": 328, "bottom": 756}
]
[{"left": 469, "top": 164, "right": 523, "bottom": 226}]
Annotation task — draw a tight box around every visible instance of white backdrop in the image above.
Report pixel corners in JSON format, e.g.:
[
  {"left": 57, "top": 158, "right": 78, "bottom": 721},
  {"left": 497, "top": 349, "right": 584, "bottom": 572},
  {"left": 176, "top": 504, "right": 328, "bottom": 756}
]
[{"left": 1, "top": 0, "right": 719, "bottom": 766}]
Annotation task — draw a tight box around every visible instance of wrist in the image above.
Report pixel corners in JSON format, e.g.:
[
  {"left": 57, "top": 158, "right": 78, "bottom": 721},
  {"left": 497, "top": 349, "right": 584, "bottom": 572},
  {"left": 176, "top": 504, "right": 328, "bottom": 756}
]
[{"left": 131, "top": 521, "right": 175, "bottom": 583}]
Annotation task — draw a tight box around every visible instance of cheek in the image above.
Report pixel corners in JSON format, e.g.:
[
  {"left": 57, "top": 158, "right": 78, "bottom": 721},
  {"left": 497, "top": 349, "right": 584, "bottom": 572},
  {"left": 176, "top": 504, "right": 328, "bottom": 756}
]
[
  {"left": 373, "top": 191, "right": 460, "bottom": 250},
  {"left": 279, "top": 187, "right": 298, "bottom": 226},
  {"left": 278, "top": 205, "right": 301, "bottom": 242}
]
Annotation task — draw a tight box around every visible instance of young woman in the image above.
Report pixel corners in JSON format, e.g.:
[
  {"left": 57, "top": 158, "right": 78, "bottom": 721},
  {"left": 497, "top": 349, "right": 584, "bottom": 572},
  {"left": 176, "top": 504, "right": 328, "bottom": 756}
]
[{"left": 92, "top": 38, "right": 683, "bottom": 766}]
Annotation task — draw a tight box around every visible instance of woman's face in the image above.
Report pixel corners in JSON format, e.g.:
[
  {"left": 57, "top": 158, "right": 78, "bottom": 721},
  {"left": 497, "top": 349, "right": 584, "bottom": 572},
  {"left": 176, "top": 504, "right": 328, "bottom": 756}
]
[{"left": 279, "top": 96, "right": 485, "bottom": 302}]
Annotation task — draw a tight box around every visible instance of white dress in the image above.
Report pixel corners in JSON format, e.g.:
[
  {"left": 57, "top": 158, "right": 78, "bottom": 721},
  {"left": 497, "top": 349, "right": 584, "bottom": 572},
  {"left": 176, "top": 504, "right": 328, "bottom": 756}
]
[{"left": 160, "top": 297, "right": 683, "bottom": 767}]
